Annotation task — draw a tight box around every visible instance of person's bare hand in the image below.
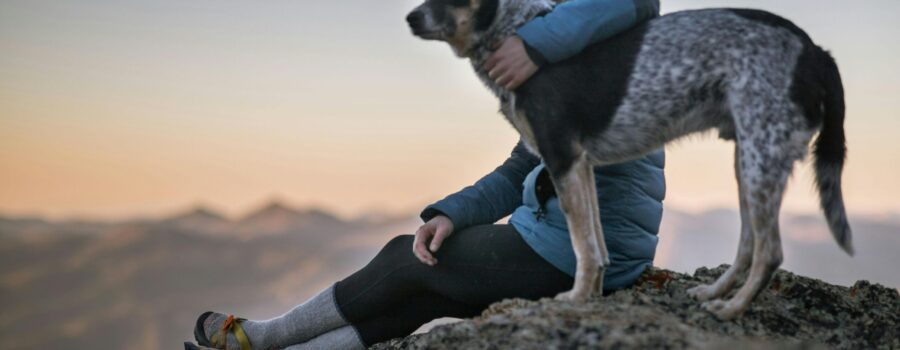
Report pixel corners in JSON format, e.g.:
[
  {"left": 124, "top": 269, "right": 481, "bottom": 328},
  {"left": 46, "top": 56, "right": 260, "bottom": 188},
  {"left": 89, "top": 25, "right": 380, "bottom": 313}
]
[
  {"left": 486, "top": 35, "right": 539, "bottom": 90},
  {"left": 413, "top": 215, "right": 455, "bottom": 266}
]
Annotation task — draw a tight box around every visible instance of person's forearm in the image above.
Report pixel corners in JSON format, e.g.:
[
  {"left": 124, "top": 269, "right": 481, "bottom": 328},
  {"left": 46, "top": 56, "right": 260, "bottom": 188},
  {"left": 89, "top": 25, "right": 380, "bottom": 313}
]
[
  {"left": 517, "top": 0, "right": 661, "bottom": 65},
  {"left": 420, "top": 141, "right": 540, "bottom": 229}
]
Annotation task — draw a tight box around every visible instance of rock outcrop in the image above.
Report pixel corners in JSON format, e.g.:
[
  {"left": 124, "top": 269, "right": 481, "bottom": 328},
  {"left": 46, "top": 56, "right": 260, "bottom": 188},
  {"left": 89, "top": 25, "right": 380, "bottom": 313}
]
[{"left": 372, "top": 266, "right": 899, "bottom": 349}]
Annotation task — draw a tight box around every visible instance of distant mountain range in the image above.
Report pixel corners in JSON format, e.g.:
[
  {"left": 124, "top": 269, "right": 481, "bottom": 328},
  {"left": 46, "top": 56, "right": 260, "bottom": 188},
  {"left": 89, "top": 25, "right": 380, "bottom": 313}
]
[
  {"left": 0, "top": 200, "right": 400, "bottom": 240},
  {"left": 0, "top": 203, "right": 896, "bottom": 350},
  {"left": 0, "top": 201, "right": 422, "bottom": 350}
]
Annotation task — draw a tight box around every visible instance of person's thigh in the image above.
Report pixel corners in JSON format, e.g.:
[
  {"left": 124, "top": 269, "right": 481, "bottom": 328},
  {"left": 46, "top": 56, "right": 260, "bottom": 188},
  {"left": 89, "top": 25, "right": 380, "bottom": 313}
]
[
  {"left": 424, "top": 224, "right": 574, "bottom": 305},
  {"left": 334, "top": 225, "right": 573, "bottom": 323},
  {"left": 352, "top": 292, "right": 483, "bottom": 346}
]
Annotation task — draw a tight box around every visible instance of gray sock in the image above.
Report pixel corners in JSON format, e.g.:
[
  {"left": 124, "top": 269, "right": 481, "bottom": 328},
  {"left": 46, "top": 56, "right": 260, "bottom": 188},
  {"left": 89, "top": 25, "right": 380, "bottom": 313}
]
[
  {"left": 282, "top": 326, "right": 366, "bottom": 350},
  {"left": 202, "top": 284, "right": 348, "bottom": 349}
]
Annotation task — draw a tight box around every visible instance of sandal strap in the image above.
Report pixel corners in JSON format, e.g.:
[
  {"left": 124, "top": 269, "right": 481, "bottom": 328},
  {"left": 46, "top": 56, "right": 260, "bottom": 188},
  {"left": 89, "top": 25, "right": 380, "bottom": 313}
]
[
  {"left": 210, "top": 315, "right": 253, "bottom": 350},
  {"left": 230, "top": 319, "right": 252, "bottom": 350}
]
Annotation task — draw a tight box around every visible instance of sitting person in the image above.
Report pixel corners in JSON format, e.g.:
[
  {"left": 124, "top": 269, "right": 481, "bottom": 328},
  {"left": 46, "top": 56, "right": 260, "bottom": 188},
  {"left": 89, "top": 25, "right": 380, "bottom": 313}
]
[{"left": 188, "top": 0, "right": 664, "bottom": 348}]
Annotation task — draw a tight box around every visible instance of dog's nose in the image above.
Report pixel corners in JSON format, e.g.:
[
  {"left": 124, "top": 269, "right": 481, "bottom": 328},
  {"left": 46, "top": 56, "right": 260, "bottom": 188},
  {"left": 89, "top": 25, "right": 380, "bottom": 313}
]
[{"left": 406, "top": 11, "right": 425, "bottom": 28}]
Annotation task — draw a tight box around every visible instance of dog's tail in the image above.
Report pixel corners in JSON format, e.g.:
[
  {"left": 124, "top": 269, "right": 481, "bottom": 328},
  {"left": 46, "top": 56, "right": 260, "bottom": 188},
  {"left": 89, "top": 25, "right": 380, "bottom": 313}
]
[{"left": 813, "top": 50, "right": 853, "bottom": 256}]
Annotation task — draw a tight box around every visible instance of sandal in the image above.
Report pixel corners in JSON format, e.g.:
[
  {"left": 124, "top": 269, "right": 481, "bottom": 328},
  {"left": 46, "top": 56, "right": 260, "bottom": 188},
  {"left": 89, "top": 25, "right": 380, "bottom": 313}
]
[{"left": 194, "top": 311, "right": 253, "bottom": 350}]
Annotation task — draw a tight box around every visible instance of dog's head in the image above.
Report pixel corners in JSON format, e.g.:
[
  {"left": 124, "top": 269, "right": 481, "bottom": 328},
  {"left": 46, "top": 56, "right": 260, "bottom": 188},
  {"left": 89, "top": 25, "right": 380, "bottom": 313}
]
[{"left": 406, "top": 0, "right": 501, "bottom": 57}]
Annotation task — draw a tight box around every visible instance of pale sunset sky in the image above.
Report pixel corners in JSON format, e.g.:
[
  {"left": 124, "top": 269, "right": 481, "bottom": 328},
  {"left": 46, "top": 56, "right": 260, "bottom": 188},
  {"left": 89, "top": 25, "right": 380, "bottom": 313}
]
[{"left": 1, "top": 0, "right": 898, "bottom": 220}]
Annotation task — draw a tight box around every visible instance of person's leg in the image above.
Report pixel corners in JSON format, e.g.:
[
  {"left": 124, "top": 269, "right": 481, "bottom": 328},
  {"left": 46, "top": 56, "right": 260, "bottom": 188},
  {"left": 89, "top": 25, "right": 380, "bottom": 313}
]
[
  {"left": 195, "top": 284, "right": 348, "bottom": 350},
  {"left": 195, "top": 231, "right": 445, "bottom": 349},
  {"left": 196, "top": 224, "right": 571, "bottom": 349},
  {"left": 279, "top": 292, "right": 480, "bottom": 349},
  {"left": 352, "top": 292, "right": 483, "bottom": 345},
  {"left": 281, "top": 326, "right": 365, "bottom": 350},
  {"left": 334, "top": 224, "right": 573, "bottom": 345}
]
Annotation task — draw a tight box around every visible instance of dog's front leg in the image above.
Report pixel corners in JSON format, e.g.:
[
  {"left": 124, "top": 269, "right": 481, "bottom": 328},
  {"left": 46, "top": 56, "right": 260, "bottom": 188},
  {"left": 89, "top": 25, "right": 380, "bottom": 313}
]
[
  {"left": 582, "top": 158, "right": 609, "bottom": 295},
  {"left": 551, "top": 153, "right": 608, "bottom": 301}
]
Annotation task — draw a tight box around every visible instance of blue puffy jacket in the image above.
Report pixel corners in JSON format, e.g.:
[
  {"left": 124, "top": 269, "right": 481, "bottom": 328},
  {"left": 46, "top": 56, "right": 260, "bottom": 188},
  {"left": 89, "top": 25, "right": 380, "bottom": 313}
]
[{"left": 421, "top": 0, "right": 664, "bottom": 291}]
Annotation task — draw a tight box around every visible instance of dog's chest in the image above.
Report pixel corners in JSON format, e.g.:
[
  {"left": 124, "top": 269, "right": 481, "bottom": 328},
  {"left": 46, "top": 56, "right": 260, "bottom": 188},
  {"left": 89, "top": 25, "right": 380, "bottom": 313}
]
[
  {"left": 501, "top": 94, "right": 540, "bottom": 156},
  {"left": 474, "top": 64, "right": 540, "bottom": 157}
]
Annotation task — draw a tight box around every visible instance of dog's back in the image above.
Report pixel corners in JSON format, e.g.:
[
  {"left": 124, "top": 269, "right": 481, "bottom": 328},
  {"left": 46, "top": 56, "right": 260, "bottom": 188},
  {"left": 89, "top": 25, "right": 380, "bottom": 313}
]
[{"left": 518, "top": 9, "right": 823, "bottom": 153}]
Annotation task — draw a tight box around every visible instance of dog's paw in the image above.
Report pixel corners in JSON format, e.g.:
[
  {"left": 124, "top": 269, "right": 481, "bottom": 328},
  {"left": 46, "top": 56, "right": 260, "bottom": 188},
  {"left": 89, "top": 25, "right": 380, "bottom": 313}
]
[
  {"left": 701, "top": 299, "right": 742, "bottom": 320},
  {"left": 687, "top": 284, "right": 719, "bottom": 301},
  {"left": 555, "top": 290, "right": 588, "bottom": 302}
]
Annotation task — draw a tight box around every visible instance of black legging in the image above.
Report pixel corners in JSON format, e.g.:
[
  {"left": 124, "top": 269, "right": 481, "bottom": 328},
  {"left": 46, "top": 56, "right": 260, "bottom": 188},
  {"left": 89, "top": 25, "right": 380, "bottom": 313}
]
[{"left": 334, "top": 224, "right": 574, "bottom": 346}]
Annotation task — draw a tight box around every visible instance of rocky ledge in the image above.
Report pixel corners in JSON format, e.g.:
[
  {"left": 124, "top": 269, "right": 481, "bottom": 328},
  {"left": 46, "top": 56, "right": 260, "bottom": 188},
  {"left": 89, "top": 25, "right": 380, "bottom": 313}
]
[{"left": 372, "top": 266, "right": 899, "bottom": 349}]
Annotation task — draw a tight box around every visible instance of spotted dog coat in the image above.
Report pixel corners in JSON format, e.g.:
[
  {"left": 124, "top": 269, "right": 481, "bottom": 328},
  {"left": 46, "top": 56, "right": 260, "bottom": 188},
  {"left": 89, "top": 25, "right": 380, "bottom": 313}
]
[{"left": 406, "top": 0, "right": 852, "bottom": 320}]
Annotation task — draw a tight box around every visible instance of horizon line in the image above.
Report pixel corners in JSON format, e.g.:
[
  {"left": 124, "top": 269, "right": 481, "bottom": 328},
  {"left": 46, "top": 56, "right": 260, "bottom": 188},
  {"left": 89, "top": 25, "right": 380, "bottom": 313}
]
[{"left": 2, "top": 201, "right": 897, "bottom": 224}]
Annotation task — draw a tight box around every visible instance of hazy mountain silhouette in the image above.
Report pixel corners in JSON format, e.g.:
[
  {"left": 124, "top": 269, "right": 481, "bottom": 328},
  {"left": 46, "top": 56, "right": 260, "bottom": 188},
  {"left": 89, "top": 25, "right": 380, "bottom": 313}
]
[
  {"left": 233, "top": 201, "right": 349, "bottom": 237},
  {"left": 162, "top": 206, "right": 232, "bottom": 235},
  {"left": 0, "top": 203, "right": 421, "bottom": 350}
]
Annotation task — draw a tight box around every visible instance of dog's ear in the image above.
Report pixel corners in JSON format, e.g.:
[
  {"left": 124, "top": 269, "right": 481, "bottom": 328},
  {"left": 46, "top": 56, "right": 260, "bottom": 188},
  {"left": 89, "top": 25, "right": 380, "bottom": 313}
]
[{"left": 474, "top": 0, "right": 499, "bottom": 31}]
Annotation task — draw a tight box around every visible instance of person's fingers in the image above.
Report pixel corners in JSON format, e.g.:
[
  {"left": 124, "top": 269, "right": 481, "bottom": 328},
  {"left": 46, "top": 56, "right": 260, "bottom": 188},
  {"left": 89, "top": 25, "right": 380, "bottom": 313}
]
[
  {"left": 487, "top": 48, "right": 509, "bottom": 70},
  {"left": 412, "top": 231, "right": 425, "bottom": 263},
  {"left": 503, "top": 72, "right": 519, "bottom": 88},
  {"left": 508, "top": 63, "right": 539, "bottom": 90},
  {"left": 413, "top": 228, "right": 437, "bottom": 265},
  {"left": 413, "top": 228, "right": 436, "bottom": 265},
  {"left": 496, "top": 71, "right": 514, "bottom": 87},
  {"left": 413, "top": 248, "right": 425, "bottom": 263},
  {"left": 493, "top": 61, "right": 532, "bottom": 86},
  {"left": 485, "top": 54, "right": 500, "bottom": 71},
  {"left": 415, "top": 249, "right": 435, "bottom": 266},
  {"left": 488, "top": 64, "right": 510, "bottom": 81},
  {"left": 506, "top": 79, "right": 520, "bottom": 90},
  {"left": 415, "top": 243, "right": 435, "bottom": 265},
  {"left": 429, "top": 229, "right": 449, "bottom": 252}
]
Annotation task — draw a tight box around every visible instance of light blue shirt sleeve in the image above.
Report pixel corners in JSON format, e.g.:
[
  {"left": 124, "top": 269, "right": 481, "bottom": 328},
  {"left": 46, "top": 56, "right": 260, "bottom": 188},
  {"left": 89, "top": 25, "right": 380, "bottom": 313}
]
[{"left": 516, "top": 0, "right": 661, "bottom": 64}]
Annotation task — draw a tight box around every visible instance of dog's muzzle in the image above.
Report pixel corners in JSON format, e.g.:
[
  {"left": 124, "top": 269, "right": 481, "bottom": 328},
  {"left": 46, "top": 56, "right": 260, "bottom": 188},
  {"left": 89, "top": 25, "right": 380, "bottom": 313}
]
[
  {"left": 406, "top": 11, "right": 426, "bottom": 31},
  {"left": 406, "top": 10, "right": 442, "bottom": 40}
]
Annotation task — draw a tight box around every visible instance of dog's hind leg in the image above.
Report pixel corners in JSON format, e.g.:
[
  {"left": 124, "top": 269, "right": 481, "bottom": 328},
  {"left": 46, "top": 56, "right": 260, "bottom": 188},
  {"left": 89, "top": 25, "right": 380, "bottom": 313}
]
[
  {"left": 703, "top": 135, "right": 798, "bottom": 320},
  {"left": 688, "top": 146, "right": 755, "bottom": 301},
  {"left": 550, "top": 152, "right": 608, "bottom": 302}
]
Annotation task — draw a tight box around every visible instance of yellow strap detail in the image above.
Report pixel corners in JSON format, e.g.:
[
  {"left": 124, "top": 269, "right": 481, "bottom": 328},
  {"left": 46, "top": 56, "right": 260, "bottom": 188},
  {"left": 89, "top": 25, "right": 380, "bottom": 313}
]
[
  {"left": 231, "top": 320, "right": 253, "bottom": 350},
  {"left": 212, "top": 315, "right": 253, "bottom": 350}
]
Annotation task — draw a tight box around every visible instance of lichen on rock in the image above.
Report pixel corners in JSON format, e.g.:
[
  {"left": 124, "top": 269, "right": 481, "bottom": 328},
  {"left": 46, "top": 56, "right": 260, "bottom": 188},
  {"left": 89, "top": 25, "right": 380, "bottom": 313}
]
[{"left": 371, "top": 266, "right": 899, "bottom": 349}]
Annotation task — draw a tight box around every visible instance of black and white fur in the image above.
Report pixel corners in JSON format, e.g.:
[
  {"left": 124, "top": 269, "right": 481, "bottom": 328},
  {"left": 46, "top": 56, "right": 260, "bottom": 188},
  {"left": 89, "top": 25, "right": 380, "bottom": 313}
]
[{"left": 406, "top": 0, "right": 853, "bottom": 320}]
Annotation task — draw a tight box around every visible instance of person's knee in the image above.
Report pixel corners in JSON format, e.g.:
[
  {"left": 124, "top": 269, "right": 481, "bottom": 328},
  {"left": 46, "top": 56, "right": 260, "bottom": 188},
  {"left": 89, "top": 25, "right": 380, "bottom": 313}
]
[
  {"left": 363, "top": 234, "right": 430, "bottom": 288},
  {"left": 384, "top": 234, "right": 414, "bottom": 253},
  {"left": 373, "top": 234, "right": 417, "bottom": 264}
]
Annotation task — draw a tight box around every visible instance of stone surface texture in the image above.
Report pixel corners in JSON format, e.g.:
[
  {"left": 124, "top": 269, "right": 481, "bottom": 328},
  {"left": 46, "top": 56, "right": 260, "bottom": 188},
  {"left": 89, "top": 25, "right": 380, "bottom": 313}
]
[{"left": 372, "top": 266, "right": 899, "bottom": 350}]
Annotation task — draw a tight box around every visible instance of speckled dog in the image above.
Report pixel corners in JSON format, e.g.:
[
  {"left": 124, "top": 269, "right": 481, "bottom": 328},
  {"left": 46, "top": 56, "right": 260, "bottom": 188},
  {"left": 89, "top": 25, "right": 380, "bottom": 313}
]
[{"left": 406, "top": 0, "right": 853, "bottom": 320}]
